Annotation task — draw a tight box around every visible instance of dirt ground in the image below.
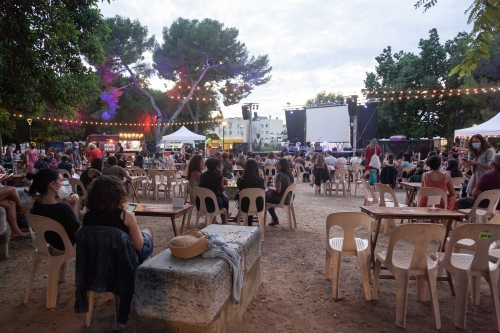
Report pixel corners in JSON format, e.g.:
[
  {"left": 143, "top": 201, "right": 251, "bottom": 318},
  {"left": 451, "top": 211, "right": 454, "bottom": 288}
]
[{"left": 0, "top": 180, "right": 498, "bottom": 333}]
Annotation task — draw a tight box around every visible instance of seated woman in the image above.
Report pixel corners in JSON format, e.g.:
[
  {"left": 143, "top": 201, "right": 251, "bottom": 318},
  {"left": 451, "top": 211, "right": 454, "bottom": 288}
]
[
  {"left": 407, "top": 160, "right": 426, "bottom": 182},
  {"left": 417, "top": 155, "right": 456, "bottom": 210},
  {"left": 80, "top": 158, "right": 103, "bottom": 189},
  {"left": 446, "top": 158, "right": 463, "bottom": 178},
  {"left": 312, "top": 154, "right": 330, "bottom": 193},
  {"left": 28, "top": 168, "right": 81, "bottom": 251},
  {"left": 237, "top": 159, "right": 265, "bottom": 226},
  {"left": 0, "top": 186, "right": 29, "bottom": 240},
  {"left": 57, "top": 154, "right": 73, "bottom": 175},
  {"left": 186, "top": 154, "right": 204, "bottom": 203},
  {"left": 236, "top": 154, "right": 246, "bottom": 168},
  {"left": 221, "top": 152, "right": 233, "bottom": 179},
  {"left": 133, "top": 155, "right": 144, "bottom": 169},
  {"left": 83, "top": 176, "right": 153, "bottom": 263},
  {"left": 199, "top": 158, "right": 229, "bottom": 222},
  {"left": 267, "top": 158, "right": 294, "bottom": 226},
  {"left": 264, "top": 152, "right": 277, "bottom": 166}
]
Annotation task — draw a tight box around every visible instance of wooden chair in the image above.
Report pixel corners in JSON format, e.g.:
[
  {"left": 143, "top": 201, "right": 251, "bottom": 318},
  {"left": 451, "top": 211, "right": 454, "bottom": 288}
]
[
  {"left": 438, "top": 223, "right": 500, "bottom": 331},
  {"left": 326, "top": 212, "right": 372, "bottom": 301},
  {"left": 191, "top": 187, "right": 228, "bottom": 227},
  {"left": 236, "top": 188, "right": 266, "bottom": 240},
  {"left": 264, "top": 165, "right": 276, "bottom": 187},
  {"left": 374, "top": 183, "right": 408, "bottom": 234},
  {"left": 264, "top": 183, "right": 297, "bottom": 230},
  {"left": 458, "top": 189, "right": 500, "bottom": 223},
  {"left": 373, "top": 223, "right": 446, "bottom": 329},
  {"left": 57, "top": 169, "right": 71, "bottom": 179},
  {"left": 68, "top": 178, "right": 87, "bottom": 217},
  {"left": 24, "top": 214, "right": 76, "bottom": 308}
]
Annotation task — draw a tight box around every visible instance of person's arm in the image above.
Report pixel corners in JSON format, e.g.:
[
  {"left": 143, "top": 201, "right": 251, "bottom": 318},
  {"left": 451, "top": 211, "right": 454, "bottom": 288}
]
[
  {"left": 123, "top": 211, "right": 144, "bottom": 252},
  {"left": 445, "top": 173, "right": 456, "bottom": 198},
  {"left": 467, "top": 148, "right": 494, "bottom": 170},
  {"left": 123, "top": 169, "right": 133, "bottom": 181},
  {"left": 219, "top": 177, "right": 228, "bottom": 201},
  {"left": 273, "top": 180, "right": 282, "bottom": 194},
  {"left": 0, "top": 165, "right": 5, "bottom": 174}
]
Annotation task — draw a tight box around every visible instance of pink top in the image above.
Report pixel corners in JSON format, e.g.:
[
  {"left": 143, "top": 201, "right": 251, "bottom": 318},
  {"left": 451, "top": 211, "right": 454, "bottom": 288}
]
[{"left": 26, "top": 149, "right": 38, "bottom": 170}]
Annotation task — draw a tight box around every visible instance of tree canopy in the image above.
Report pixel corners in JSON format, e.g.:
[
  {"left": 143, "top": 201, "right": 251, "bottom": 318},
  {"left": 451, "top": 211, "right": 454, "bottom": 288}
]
[
  {"left": 415, "top": 0, "right": 500, "bottom": 76},
  {"left": 305, "top": 91, "right": 344, "bottom": 105},
  {"left": 0, "top": 0, "right": 108, "bottom": 117}
]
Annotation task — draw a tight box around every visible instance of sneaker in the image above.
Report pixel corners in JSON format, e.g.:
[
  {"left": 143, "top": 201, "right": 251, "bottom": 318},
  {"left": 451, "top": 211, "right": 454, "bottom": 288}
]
[{"left": 268, "top": 220, "right": 279, "bottom": 227}]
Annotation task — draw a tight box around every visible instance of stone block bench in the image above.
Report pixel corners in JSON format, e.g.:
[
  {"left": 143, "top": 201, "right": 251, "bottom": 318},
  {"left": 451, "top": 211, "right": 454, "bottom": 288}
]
[
  {"left": 135, "top": 225, "right": 262, "bottom": 333},
  {"left": 0, "top": 187, "right": 33, "bottom": 260}
]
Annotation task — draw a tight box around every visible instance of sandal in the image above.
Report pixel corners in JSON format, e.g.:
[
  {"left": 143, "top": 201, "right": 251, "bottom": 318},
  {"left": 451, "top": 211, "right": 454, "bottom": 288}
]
[{"left": 268, "top": 220, "right": 279, "bottom": 227}]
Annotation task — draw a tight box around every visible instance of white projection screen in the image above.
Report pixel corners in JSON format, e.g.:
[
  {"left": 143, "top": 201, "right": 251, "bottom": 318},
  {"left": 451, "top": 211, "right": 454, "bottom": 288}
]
[{"left": 306, "top": 105, "right": 350, "bottom": 142}]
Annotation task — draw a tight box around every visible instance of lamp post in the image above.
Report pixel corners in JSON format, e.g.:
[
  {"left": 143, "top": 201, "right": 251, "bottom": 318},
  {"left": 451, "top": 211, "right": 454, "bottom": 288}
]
[
  {"left": 221, "top": 120, "right": 227, "bottom": 151},
  {"left": 27, "top": 118, "right": 33, "bottom": 142}
]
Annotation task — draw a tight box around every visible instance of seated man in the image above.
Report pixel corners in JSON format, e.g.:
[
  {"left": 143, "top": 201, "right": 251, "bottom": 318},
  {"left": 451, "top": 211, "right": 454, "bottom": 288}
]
[
  {"left": 456, "top": 153, "right": 500, "bottom": 210},
  {"left": 336, "top": 153, "right": 347, "bottom": 165},
  {"left": 102, "top": 156, "right": 132, "bottom": 184},
  {"left": 34, "top": 153, "right": 50, "bottom": 170},
  {"left": 324, "top": 151, "right": 337, "bottom": 167},
  {"left": 57, "top": 154, "right": 73, "bottom": 174}
]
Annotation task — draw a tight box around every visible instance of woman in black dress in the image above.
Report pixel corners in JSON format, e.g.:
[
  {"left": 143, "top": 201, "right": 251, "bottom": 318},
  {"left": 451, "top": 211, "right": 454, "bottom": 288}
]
[
  {"left": 199, "top": 158, "right": 229, "bottom": 222},
  {"left": 236, "top": 159, "right": 265, "bottom": 226}
]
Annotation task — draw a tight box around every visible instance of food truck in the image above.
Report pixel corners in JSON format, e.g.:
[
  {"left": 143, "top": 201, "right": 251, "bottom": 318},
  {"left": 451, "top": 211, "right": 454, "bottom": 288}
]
[
  {"left": 86, "top": 134, "right": 120, "bottom": 154},
  {"left": 205, "top": 133, "right": 243, "bottom": 152}
]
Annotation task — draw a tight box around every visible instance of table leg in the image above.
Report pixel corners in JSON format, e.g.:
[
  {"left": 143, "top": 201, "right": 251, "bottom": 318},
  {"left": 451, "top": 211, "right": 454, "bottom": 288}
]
[
  {"left": 170, "top": 216, "right": 178, "bottom": 236},
  {"left": 179, "top": 210, "right": 190, "bottom": 235},
  {"left": 131, "top": 181, "right": 140, "bottom": 203},
  {"left": 371, "top": 217, "right": 382, "bottom": 267}
]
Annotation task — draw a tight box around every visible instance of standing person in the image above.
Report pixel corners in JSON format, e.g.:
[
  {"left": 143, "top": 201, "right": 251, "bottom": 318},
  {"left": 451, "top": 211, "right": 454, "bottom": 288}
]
[
  {"left": 365, "top": 138, "right": 382, "bottom": 179},
  {"left": 462, "top": 134, "right": 495, "bottom": 197},
  {"left": 221, "top": 152, "right": 233, "bottom": 179},
  {"left": 88, "top": 143, "right": 102, "bottom": 165},
  {"left": 118, "top": 142, "right": 124, "bottom": 154},
  {"left": 236, "top": 159, "right": 265, "bottom": 226},
  {"left": 28, "top": 169, "right": 81, "bottom": 251},
  {"left": 267, "top": 158, "right": 294, "bottom": 226},
  {"left": 25, "top": 142, "right": 38, "bottom": 172},
  {"left": 66, "top": 142, "right": 81, "bottom": 166},
  {"left": 417, "top": 156, "right": 456, "bottom": 210},
  {"left": 199, "top": 158, "right": 229, "bottom": 222},
  {"left": 312, "top": 154, "right": 330, "bottom": 193},
  {"left": 83, "top": 176, "right": 153, "bottom": 264}
]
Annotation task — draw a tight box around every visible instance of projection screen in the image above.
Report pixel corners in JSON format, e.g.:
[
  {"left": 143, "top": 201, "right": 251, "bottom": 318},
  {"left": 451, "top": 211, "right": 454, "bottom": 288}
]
[{"left": 306, "top": 105, "right": 350, "bottom": 142}]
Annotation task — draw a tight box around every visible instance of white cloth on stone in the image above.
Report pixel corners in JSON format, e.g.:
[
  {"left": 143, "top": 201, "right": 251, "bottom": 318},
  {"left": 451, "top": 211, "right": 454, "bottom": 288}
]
[{"left": 201, "top": 234, "right": 243, "bottom": 304}]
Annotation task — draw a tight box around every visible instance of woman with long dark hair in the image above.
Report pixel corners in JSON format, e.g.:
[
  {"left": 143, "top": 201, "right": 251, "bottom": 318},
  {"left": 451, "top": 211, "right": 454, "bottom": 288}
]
[
  {"left": 237, "top": 159, "right": 265, "bottom": 226},
  {"left": 28, "top": 168, "right": 81, "bottom": 251},
  {"left": 462, "top": 134, "right": 495, "bottom": 196},
  {"left": 83, "top": 176, "right": 153, "bottom": 263},
  {"left": 186, "top": 154, "right": 204, "bottom": 203},
  {"left": 267, "top": 158, "right": 294, "bottom": 226},
  {"left": 446, "top": 158, "right": 462, "bottom": 178},
  {"left": 199, "top": 158, "right": 229, "bottom": 221}
]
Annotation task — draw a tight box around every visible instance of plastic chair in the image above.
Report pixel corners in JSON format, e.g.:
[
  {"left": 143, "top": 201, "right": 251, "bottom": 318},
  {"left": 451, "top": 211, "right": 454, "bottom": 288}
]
[
  {"left": 58, "top": 169, "right": 71, "bottom": 178},
  {"left": 163, "top": 170, "right": 180, "bottom": 199},
  {"left": 325, "top": 212, "right": 372, "bottom": 301},
  {"left": 264, "top": 183, "right": 297, "bottom": 230},
  {"left": 458, "top": 189, "right": 500, "bottom": 223},
  {"left": 451, "top": 176, "right": 465, "bottom": 199},
  {"left": 191, "top": 187, "right": 228, "bottom": 227},
  {"left": 24, "top": 214, "right": 76, "bottom": 308},
  {"left": 438, "top": 223, "right": 500, "bottom": 331},
  {"left": 372, "top": 223, "right": 446, "bottom": 329},
  {"left": 295, "top": 164, "right": 306, "bottom": 183},
  {"left": 148, "top": 169, "right": 164, "bottom": 200},
  {"left": 332, "top": 169, "right": 348, "bottom": 196},
  {"left": 361, "top": 178, "right": 378, "bottom": 206},
  {"left": 264, "top": 165, "right": 276, "bottom": 187},
  {"left": 415, "top": 187, "right": 448, "bottom": 209},
  {"left": 397, "top": 166, "right": 413, "bottom": 187},
  {"left": 236, "top": 188, "right": 266, "bottom": 240},
  {"left": 351, "top": 163, "right": 362, "bottom": 196},
  {"left": 68, "top": 178, "right": 87, "bottom": 217},
  {"left": 133, "top": 169, "right": 150, "bottom": 198},
  {"left": 126, "top": 166, "right": 140, "bottom": 176},
  {"left": 374, "top": 183, "right": 408, "bottom": 234}
]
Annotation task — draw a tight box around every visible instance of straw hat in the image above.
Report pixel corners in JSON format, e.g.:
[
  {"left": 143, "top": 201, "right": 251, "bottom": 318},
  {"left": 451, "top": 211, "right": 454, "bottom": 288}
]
[{"left": 169, "top": 230, "right": 209, "bottom": 259}]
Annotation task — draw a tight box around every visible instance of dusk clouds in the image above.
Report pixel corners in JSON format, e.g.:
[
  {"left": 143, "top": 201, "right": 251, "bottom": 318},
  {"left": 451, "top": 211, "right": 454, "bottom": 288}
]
[{"left": 99, "top": 0, "right": 471, "bottom": 119}]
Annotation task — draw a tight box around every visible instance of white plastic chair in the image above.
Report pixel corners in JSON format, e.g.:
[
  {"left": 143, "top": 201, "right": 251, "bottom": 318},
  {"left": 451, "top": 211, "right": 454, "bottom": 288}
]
[
  {"left": 58, "top": 169, "right": 71, "bottom": 179},
  {"left": 325, "top": 212, "right": 372, "bottom": 301},
  {"left": 148, "top": 169, "right": 164, "bottom": 200},
  {"left": 332, "top": 169, "right": 348, "bottom": 196},
  {"left": 295, "top": 164, "right": 306, "bottom": 183},
  {"left": 24, "top": 214, "right": 76, "bottom": 308},
  {"left": 132, "top": 169, "right": 150, "bottom": 198},
  {"left": 237, "top": 188, "right": 266, "bottom": 240},
  {"left": 372, "top": 223, "right": 446, "bottom": 329},
  {"left": 264, "top": 165, "right": 276, "bottom": 187},
  {"left": 191, "top": 187, "right": 228, "bottom": 227},
  {"left": 439, "top": 223, "right": 500, "bottom": 331},
  {"left": 264, "top": 183, "right": 297, "bottom": 230},
  {"left": 458, "top": 189, "right": 500, "bottom": 223},
  {"left": 374, "top": 183, "right": 408, "bottom": 234},
  {"left": 68, "top": 178, "right": 87, "bottom": 217}
]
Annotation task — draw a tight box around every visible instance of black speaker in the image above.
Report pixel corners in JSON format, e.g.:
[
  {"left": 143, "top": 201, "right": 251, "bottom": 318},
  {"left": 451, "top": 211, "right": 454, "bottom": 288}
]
[
  {"left": 347, "top": 96, "right": 357, "bottom": 116},
  {"left": 233, "top": 142, "right": 248, "bottom": 155},
  {"left": 285, "top": 109, "right": 306, "bottom": 145},
  {"left": 357, "top": 103, "right": 378, "bottom": 146},
  {"left": 242, "top": 105, "right": 250, "bottom": 120},
  {"left": 195, "top": 142, "right": 206, "bottom": 152}
]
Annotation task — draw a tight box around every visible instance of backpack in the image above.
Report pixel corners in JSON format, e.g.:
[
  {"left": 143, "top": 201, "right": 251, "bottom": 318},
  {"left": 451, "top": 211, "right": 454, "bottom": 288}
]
[{"left": 368, "top": 169, "right": 377, "bottom": 185}]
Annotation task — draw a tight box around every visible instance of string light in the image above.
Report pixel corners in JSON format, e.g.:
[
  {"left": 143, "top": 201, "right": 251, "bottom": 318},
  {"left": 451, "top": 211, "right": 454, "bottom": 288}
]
[{"left": 363, "top": 86, "right": 500, "bottom": 96}]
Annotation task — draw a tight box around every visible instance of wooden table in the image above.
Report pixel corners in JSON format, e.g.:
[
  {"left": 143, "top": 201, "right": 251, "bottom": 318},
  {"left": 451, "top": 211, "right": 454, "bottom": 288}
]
[
  {"left": 133, "top": 204, "right": 194, "bottom": 237},
  {"left": 360, "top": 205, "right": 466, "bottom": 267},
  {"left": 400, "top": 182, "right": 421, "bottom": 206},
  {"left": 224, "top": 185, "right": 239, "bottom": 200},
  {"left": 127, "top": 176, "right": 144, "bottom": 203}
]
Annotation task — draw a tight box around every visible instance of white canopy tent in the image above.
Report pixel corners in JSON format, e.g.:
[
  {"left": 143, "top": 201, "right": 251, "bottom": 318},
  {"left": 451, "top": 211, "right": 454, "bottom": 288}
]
[
  {"left": 454, "top": 112, "right": 500, "bottom": 138},
  {"left": 161, "top": 126, "right": 206, "bottom": 141}
]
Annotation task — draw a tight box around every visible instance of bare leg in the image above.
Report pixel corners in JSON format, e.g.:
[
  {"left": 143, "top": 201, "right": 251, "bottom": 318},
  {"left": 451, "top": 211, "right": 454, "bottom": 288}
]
[
  {"left": 0, "top": 199, "right": 25, "bottom": 238},
  {"left": 141, "top": 227, "right": 153, "bottom": 242},
  {"left": 0, "top": 187, "right": 24, "bottom": 212}
]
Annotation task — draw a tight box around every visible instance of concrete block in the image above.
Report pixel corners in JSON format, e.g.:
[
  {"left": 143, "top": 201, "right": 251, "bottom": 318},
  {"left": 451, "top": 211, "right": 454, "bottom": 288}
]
[{"left": 135, "top": 225, "right": 261, "bottom": 333}]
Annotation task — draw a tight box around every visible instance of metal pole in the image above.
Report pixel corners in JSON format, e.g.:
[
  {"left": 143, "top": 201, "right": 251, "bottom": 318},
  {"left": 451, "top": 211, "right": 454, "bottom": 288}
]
[
  {"left": 222, "top": 126, "right": 225, "bottom": 151},
  {"left": 248, "top": 103, "right": 253, "bottom": 152},
  {"left": 27, "top": 118, "right": 33, "bottom": 142}
]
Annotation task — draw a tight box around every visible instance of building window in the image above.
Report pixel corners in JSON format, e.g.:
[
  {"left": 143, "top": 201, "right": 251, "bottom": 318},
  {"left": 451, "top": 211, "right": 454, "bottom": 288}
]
[
  {"left": 266, "top": 124, "right": 268, "bottom": 127},
  {"left": 241, "top": 132, "right": 244, "bottom": 136},
  {"left": 256, "top": 134, "right": 260, "bottom": 139},
  {"left": 229, "top": 131, "right": 232, "bottom": 135}
]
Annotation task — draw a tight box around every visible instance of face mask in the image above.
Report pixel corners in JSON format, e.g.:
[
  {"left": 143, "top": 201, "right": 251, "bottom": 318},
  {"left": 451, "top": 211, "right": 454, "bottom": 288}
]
[
  {"left": 472, "top": 143, "right": 481, "bottom": 149},
  {"left": 57, "top": 182, "right": 72, "bottom": 199},
  {"left": 74, "top": 146, "right": 79, "bottom": 149},
  {"left": 30, "top": 145, "right": 35, "bottom": 149}
]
